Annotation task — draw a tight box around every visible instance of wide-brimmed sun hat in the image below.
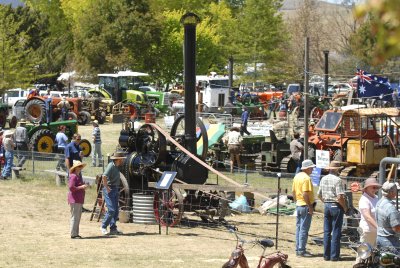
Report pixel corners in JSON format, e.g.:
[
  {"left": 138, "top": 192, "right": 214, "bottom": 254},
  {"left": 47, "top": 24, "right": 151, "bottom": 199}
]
[
  {"left": 3, "top": 129, "right": 15, "bottom": 137},
  {"left": 70, "top": 160, "right": 87, "bottom": 173},
  {"left": 301, "top": 159, "right": 316, "bottom": 170},
  {"left": 325, "top": 161, "right": 342, "bottom": 170},
  {"left": 93, "top": 120, "right": 99, "bottom": 126},
  {"left": 381, "top": 181, "right": 397, "bottom": 193},
  {"left": 362, "top": 178, "right": 381, "bottom": 191},
  {"left": 19, "top": 118, "right": 27, "bottom": 124},
  {"left": 110, "top": 151, "right": 127, "bottom": 160}
]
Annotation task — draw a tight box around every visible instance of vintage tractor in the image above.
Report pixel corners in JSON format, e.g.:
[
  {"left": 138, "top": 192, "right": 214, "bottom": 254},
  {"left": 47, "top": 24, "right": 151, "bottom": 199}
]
[
  {"left": 23, "top": 119, "right": 92, "bottom": 156},
  {"left": 24, "top": 95, "right": 85, "bottom": 124},
  {"left": 260, "top": 130, "right": 292, "bottom": 172},
  {"left": 308, "top": 107, "right": 400, "bottom": 177}
]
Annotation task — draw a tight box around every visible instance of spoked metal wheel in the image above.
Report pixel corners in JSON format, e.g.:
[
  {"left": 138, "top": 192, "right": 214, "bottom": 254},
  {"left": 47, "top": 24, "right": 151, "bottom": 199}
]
[
  {"left": 136, "top": 124, "right": 167, "bottom": 166},
  {"left": 169, "top": 114, "right": 208, "bottom": 160},
  {"left": 119, "top": 173, "right": 131, "bottom": 209},
  {"left": 153, "top": 188, "right": 184, "bottom": 227}
]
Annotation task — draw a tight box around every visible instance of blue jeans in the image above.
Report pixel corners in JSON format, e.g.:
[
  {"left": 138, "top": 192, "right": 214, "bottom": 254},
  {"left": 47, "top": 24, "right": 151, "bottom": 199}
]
[
  {"left": 323, "top": 203, "right": 344, "bottom": 260},
  {"left": 296, "top": 205, "right": 312, "bottom": 254},
  {"left": 101, "top": 187, "right": 119, "bottom": 231},
  {"left": 377, "top": 235, "right": 400, "bottom": 249},
  {"left": 2, "top": 151, "right": 13, "bottom": 177}
]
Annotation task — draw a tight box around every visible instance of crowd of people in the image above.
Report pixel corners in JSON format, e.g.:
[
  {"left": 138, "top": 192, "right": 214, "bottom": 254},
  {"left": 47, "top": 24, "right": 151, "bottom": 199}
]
[{"left": 292, "top": 158, "right": 400, "bottom": 262}]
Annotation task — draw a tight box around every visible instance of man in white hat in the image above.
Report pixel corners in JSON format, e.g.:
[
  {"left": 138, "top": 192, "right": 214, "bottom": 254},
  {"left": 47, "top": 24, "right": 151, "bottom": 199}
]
[
  {"left": 292, "top": 159, "right": 316, "bottom": 257},
  {"left": 15, "top": 118, "right": 28, "bottom": 167},
  {"left": 375, "top": 181, "right": 400, "bottom": 248},
  {"left": 101, "top": 151, "right": 126, "bottom": 235},
  {"left": 1, "top": 130, "right": 15, "bottom": 179},
  {"left": 91, "top": 120, "right": 102, "bottom": 167},
  {"left": 317, "top": 161, "right": 346, "bottom": 261}
]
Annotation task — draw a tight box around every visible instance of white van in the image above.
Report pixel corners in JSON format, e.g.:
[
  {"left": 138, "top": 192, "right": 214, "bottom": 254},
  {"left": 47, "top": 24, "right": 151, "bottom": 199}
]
[{"left": 3, "top": 88, "right": 29, "bottom": 108}]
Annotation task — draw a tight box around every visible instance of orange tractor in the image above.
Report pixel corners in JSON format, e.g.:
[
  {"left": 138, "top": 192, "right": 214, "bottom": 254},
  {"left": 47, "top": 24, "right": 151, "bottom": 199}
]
[
  {"left": 308, "top": 107, "right": 400, "bottom": 177},
  {"left": 24, "top": 96, "right": 90, "bottom": 125}
]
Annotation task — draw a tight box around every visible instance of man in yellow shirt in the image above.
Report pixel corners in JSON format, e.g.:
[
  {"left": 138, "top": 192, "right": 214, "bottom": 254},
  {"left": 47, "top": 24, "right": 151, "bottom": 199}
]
[{"left": 292, "top": 159, "right": 316, "bottom": 257}]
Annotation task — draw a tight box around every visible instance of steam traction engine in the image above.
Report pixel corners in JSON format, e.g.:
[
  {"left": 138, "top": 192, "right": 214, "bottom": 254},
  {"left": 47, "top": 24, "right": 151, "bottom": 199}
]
[{"left": 117, "top": 115, "right": 228, "bottom": 226}]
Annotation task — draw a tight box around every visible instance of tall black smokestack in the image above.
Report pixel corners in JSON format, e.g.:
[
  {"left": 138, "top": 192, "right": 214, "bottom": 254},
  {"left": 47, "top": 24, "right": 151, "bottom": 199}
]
[{"left": 180, "top": 12, "right": 200, "bottom": 155}]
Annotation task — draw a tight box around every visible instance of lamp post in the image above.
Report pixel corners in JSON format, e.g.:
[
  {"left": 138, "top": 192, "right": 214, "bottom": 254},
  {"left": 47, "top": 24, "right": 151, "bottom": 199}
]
[
  {"left": 180, "top": 12, "right": 200, "bottom": 155},
  {"left": 323, "top": 50, "right": 329, "bottom": 96}
]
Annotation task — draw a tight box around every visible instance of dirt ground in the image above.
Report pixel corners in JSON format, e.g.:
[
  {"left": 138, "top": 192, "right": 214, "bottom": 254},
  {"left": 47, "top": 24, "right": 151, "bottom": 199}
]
[
  {"left": 0, "top": 177, "right": 357, "bottom": 268},
  {"left": 0, "top": 120, "right": 357, "bottom": 267}
]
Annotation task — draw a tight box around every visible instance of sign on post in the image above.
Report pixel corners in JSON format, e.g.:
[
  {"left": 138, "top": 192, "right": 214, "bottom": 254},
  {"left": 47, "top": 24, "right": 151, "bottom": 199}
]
[{"left": 316, "top": 150, "right": 330, "bottom": 168}]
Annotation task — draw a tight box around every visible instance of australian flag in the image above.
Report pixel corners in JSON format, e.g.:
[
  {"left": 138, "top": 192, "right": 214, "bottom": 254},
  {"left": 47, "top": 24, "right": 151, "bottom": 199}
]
[{"left": 357, "top": 69, "right": 393, "bottom": 101}]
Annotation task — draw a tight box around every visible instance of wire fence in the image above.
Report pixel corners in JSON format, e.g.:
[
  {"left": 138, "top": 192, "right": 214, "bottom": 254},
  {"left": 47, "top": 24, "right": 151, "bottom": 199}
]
[{"left": 7, "top": 149, "right": 108, "bottom": 179}]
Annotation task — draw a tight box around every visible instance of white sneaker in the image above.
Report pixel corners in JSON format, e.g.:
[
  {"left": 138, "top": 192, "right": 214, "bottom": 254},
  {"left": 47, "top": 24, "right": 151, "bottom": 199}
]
[{"left": 101, "top": 227, "right": 109, "bottom": 235}]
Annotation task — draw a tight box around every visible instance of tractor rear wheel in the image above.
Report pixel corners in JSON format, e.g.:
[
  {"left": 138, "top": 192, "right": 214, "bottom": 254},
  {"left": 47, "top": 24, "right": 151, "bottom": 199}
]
[
  {"left": 9, "top": 116, "right": 17, "bottom": 128},
  {"left": 79, "top": 139, "right": 92, "bottom": 157},
  {"left": 67, "top": 112, "right": 78, "bottom": 121},
  {"left": 96, "top": 110, "right": 106, "bottom": 124},
  {"left": 25, "top": 99, "right": 46, "bottom": 123},
  {"left": 77, "top": 111, "right": 90, "bottom": 125},
  {"left": 0, "top": 112, "right": 7, "bottom": 128},
  {"left": 30, "top": 129, "right": 56, "bottom": 153}
]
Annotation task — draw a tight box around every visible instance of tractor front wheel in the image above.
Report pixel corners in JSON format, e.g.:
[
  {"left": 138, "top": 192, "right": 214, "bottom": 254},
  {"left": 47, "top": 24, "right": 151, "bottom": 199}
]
[
  {"left": 30, "top": 129, "right": 56, "bottom": 153},
  {"left": 77, "top": 111, "right": 90, "bottom": 125},
  {"left": 9, "top": 116, "right": 17, "bottom": 128},
  {"left": 79, "top": 139, "right": 92, "bottom": 157}
]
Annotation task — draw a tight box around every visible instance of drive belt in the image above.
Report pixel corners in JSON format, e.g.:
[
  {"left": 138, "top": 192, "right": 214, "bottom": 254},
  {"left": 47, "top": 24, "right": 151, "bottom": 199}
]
[{"left": 149, "top": 123, "right": 268, "bottom": 199}]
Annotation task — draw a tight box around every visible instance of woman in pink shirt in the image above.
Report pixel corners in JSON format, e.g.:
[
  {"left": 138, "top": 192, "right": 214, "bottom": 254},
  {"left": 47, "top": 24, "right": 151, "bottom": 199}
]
[{"left": 68, "top": 160, "right": 88, "bottom": 239}]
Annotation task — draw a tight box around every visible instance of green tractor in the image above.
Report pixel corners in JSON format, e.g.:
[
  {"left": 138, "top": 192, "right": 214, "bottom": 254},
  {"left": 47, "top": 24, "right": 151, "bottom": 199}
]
[{"left": 25, "top": 119, "right": 92, "bottom": 156}]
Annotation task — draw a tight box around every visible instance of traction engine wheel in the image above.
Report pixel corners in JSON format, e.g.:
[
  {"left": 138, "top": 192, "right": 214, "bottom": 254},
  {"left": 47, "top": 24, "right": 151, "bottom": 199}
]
[
  {"left": 96, "top": 110, "right": 106, "bottom": 124},
  {"left": 136, "top": 124, "right": 167, "bottom": 166},
  {"left": 25, "top": 98, "right": 46, "bottom": 123},
  {"left": 67, "top": 112, "right": 78, "bottom": 121},
  {"left": 79, "top": 139, "right": 92, "bottom": 157},
  {"left": 30, "top": 129, "right": 56, "bottom": 153},
  {"left": 153, "top": 188, "right": 184, "bottom": 227},
  {"left": 119, "top": 173, "right": 131, "bottom": 209},
  {"left": 169, "top": 114, "right": 208, "bottom": 160}
]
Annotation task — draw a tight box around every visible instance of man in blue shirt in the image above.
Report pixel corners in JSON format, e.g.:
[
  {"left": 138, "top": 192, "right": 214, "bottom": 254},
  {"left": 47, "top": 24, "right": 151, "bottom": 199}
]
[
  {"left": 65, "top": 133, "right": 83, "bottom": 173},
  {"left": 240, "top": 107, "right": 251, "bottom": 136},
  {"left": 376, "top": 181, "right": 400, "bottom": 248}
]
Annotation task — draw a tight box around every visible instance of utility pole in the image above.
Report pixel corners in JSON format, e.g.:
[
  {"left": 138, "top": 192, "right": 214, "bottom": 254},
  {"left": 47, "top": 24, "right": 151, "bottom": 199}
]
[
  {"left": 304, "top": 37, "right": 310, "bottom": 160},
  {"left": 323, "top": 50, "right": 329, "bottom": 96}
]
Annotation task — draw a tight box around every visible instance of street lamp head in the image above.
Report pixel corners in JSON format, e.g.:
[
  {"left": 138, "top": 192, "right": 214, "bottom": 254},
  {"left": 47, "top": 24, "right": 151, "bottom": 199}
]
[{"left": 180, "top": 12, "right": 200, "bottom": 26}]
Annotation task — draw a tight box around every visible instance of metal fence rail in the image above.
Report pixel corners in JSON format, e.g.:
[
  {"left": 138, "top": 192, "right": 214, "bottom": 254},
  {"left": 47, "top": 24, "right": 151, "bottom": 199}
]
[{"left": 7, "top": 150, "right": 106, "bottom": 178}]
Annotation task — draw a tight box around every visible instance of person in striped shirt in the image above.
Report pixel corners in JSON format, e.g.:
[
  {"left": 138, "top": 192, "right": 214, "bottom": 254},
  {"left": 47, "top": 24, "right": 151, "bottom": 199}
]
[{"left": 91, "top": 120, "right": 103, "bottom": 167}]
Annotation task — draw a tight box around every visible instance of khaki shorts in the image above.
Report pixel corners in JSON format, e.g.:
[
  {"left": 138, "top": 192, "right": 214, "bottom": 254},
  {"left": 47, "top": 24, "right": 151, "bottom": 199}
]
[{"left": 228, "top": 144, "right": 241, "bottom": 154}]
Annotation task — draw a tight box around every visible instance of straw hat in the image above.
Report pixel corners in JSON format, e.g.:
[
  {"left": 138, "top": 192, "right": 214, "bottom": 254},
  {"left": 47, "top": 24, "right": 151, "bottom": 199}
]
[
  {"left": 93, "top": 120, "right": 99, "bottom": 126},
  {"left": 362, "top": 178, "right": 381, "bottom": 191},
  {"left": 69, "top": 160, "right": 87, "bottom": 173},
  {"left": 325, "top": 161, "right": 342, "bottom": 170},
  {"left": 301, "top": 159, "right": 315, "bottom": 170},
  {"left": 110, "top": 151, "right": 127, "bottom": 160},
  {"left": 3, "top": 129, "right": 15, "bottom": 137},
  {"left": 19, "top": 118, "right": 27, "bottom": 124}
]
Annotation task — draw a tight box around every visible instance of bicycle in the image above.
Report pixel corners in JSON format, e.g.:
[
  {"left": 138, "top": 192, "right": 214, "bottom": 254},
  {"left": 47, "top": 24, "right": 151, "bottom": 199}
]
[{"left": 222, "top": 228, "right": 291, "bottom": 268}]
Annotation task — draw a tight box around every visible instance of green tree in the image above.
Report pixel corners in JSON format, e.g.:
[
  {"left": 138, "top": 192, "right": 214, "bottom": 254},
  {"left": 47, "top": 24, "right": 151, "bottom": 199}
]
[
  {"left": 234, "top": 0, "right": 288, "bottom": 84},
  {"left": 355, "top": 0, "right": 400, "bottom": 64},
  {"left": 0, "top": 5, "right": 38, "bottom": 90}
]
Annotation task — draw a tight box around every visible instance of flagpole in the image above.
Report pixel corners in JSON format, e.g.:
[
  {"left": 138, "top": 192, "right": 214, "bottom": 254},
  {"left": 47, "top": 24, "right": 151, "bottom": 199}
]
[{"left": 304, "top": 37, "right": 310, "bottom": 160}]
